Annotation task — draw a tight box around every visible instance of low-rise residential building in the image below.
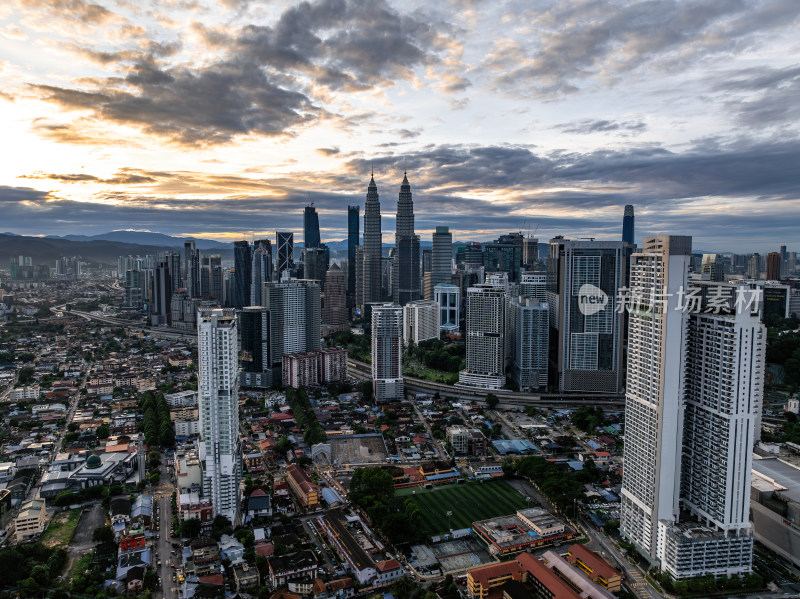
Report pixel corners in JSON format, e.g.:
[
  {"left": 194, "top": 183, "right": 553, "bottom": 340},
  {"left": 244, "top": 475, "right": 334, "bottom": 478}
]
[
  {"left": 446, "top": 426, "right": 487, "bottom": 456},
  {"left": 286, "top": 464, "right": 320, "bottom": 508},
  {"left": 319, "top": 509, "right": 377, "bottom": 585},
  {"left": 467, "top": 552, "right": 592, "bottom": 599},
  {"left": 15, "top": 498, "right": 46, "bottom": 542},
  {"left": 374, "top": 559, "right": 404, "bottom": 585},
  {"left": 233, "top": 563, "right": 260, "bottom": 590},
  {"left": 268, "top": 550, "right": 318, "bottom": 588},
  {"left": 565, "top": 544, "right": 621, "bottom": 592},
  {"left": 191, "top": 536, "right": 221, "bottom": 577},
  {"left": 178, "top": 492, "right": 213, "bottom": 526}
]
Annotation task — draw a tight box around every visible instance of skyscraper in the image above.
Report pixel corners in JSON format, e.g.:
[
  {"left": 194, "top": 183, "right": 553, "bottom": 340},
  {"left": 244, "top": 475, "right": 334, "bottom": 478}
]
[
  {"left": 276, "top": 232, "right": 294, "bottom": 281},
  {"left": 151, "top": 259, "right": 172, "bottom": 326},
  {"left": 362, "top": 172, "right": 383, "bottom": 307},
  {"left": 402, "top": 299, "right": 440, "bottom": 346},
  {"left": 747, "top": 253, "right": 761, "bottom": 279},
  {"left": 197, "top": 308, "right": 241, "bottom": 524},
  {"left": 620, "top": 237, "right": 764, "bottom": 579},
  {"left": 263, "top": 280, "right": 321, "bottom": 383},
  {"left": 523, "top": 237, "right": 539, "bottom": 269},
  {"left": 767, "top": 252, "right": 781, "bottom": 281},
  {"left": 233, "top": 240, "right": 252, "bottom": 309},
  {"left": 458, "top": 283, "right": 507, "bottom": 390},
  {"left": 301, "top": 247, "right": 328, "bottom": 288},
  {"left": 547, "top": 238, "right": 626, "bottom": 393},
  {"left": 184, "top": 240, "right": 200, "bottom": 297},
  {"left": 304, "top": 204, "right": 321, "bottom": 249},
  {"left": 239, "top": 306, "right": 272, "bottom": 389},
  {"left": 622, "top": 205, "right": 635, "bottom": 245},
  {"left": 250, "top": 239, "right": 272, "bottom": 306},
  {"left": 430, "top": 226, "right": 453, "bottom": 297},
  {"left": 700, "top": 253, "right": 724, "bottom": 281},
  {"left": 347, "top": 205, "right": 360, "bottom": 308},
  {"left": 509, "top": 296, "right": 549, "bottom": 391},
  {"left": 322, "top": 264, "right": 348, "bottom": 331},
  {"left": 620, "top": 236, "right": 692, "bottom": 565},
  {"left": 393, "top": 171, "right": 421, "bottom": 305},
  {"left": 434, "top": 284, "right": 460, "bottom": 333},
  {"left": 371, "top": 304, "right": 404, "bottom": 402},
  {"left": 483, "top": 233, "right": 523, "bottom": 283}
]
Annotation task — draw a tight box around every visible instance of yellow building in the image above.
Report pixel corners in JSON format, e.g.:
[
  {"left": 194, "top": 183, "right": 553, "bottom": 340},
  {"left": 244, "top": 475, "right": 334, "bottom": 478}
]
[{"left": 15, "top": 498, "right": 46, "bottom": 543}]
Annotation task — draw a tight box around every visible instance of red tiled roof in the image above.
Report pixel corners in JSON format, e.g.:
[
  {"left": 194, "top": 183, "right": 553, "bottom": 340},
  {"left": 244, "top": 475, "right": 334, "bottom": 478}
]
[
  {"left": 255, "top": 542, "right": 274, "bottom": 557},
  {"left": 566, "top": 544, "right": 618, "bottom": 581},
  {"left": 198, "top": 574, "right": 224, "bottom": 586},
  {"left": 376, "top": 559, "right": 402, "bottom": 572}
]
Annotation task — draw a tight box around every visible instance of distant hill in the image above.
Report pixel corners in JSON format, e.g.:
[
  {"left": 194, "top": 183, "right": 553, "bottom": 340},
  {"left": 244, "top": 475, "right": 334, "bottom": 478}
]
[
  {"left": 0, "top": 233, "right": 233, "bottom": 265},
  {"left": 48, "top": 230, "right": 230, "bottom": 250}
]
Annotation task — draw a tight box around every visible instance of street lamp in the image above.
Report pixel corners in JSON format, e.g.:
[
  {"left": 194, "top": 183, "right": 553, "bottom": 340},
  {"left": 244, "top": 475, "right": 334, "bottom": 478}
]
[{"left": 447, "top": 510, "right": 452, "bottom": 532}]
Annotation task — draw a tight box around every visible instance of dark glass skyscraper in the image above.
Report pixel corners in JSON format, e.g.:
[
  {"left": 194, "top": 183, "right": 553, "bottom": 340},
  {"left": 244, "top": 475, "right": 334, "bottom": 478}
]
[
  {"left": 251, "top": 239, "right": 272, "bottom": 305},
  {"left": 239, "top": 306, "right": 272, "bottom": 389},
  {"left": 393, "top": 171, "right": 421, "bottom": 306},
  {"left": 362, "top": 173, "right": 382, "bottom": 306},
  {"left": 276, "top": 232, "right": 294, "bottom": 281},
  {"left": 233, "top": 240, "right": 252, "bottom": 309},
  {"left": 348, "top": 205, "right": 359, "bottom": 306},
  {"left": 623, "top": 205, "right": 635, "bottom": 245},
  {"left": 304, "top": 204, "right": 321, "bottom": 249}
]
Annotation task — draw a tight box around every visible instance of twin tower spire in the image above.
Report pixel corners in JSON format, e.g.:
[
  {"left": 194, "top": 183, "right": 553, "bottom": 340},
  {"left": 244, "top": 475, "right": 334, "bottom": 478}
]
[{"left": 360, "top": 168, "right": 420, "bottom": 308}]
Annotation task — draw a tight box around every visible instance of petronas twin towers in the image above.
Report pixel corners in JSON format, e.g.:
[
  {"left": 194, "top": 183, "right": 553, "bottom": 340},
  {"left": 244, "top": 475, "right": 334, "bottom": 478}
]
[{"left": 360, "top": 169, "right": 421, "bottom": 309}]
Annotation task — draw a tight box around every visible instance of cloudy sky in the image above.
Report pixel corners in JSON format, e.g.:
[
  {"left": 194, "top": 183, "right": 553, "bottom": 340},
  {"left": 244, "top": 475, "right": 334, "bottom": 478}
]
[{"left": 1, "top": 0, "right": 799, "bottom": 251}]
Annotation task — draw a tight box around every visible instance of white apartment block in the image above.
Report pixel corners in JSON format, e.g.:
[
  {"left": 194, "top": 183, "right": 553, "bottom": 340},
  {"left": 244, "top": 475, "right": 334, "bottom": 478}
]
[
  {"left": 197, "top": 308, "right": 241, "bottom": 524},
  {"left": 403, "top": 299, "right": 440, "bottom": 346},
  {"left": 621, "top": 236, "right": 764, "bottom": 580},
  {"left": 372, "top": 304, "right": 404, "bottom": 402},
  {"left": 621, "top": 236, "right": 691, "bottom": 564},
  {"left": 458, "top": 284, "right": 506, "bottom": 390}
]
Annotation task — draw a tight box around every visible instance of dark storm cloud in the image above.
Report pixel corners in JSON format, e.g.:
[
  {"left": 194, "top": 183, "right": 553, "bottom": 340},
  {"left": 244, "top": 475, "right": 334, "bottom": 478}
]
[
  {"left": 31, "top": 0, "right": 452, "bottom": 146},
  {"left": 226, "top": 0, "right": 445, "bottom": 91},
  {"left": 4, "top": 136, "right": 799, "bottom": 250},
  {"left": 485, "top": 0, "right": 800, "bottom": 98},
  {"left": 31, "top": 60, "right": 322, "bottom": 146},
  {"left": 20, "top": 169, "right": 158, "bottom": 185},
  {"left": 556, "top": 119, "right": 647, "bottom": 135}
]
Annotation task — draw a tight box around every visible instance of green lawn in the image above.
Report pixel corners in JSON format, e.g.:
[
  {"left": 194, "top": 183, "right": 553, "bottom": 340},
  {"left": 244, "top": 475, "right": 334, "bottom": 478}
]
[
  {"left": 40, "top": 508, "right": 81, "bottom": 548},
  {"left": 397, "top": 481, "right": 529, "bottom": 535}
]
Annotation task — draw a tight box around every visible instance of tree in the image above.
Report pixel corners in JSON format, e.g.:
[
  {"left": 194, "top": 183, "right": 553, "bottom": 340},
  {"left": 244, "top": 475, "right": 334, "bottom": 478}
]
[
  {"left": 96, "top": 423, "right": 110, "bottom": 439},
  {"left": 361, "top": 379, "right": 374, "bottom": 404},
  {"left": 17, "top": 366, "right": 36, "bottom": 385},
  {"left": 485, "top": 393, "right": 499, "bottom": 409},
  {"left": 92, "top": 525, "right": 114, "bottom": 543},
  {"left": 177, "top": 518, "right": 202, "bottom": 539},
  {"left": 211, "top": 515, "right": 232, "bottom": 540}
]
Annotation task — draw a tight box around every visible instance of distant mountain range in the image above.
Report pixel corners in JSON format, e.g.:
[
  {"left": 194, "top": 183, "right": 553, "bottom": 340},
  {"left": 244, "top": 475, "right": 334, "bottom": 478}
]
[
  {"left": 0, "top": 233, "right": 184, "bottom": 265},
  {"left": 46, "top": 230, "right": 231, "bottom": 250},
  {"left": 3, "top": 229, "right": 723, "bottom": 267}
]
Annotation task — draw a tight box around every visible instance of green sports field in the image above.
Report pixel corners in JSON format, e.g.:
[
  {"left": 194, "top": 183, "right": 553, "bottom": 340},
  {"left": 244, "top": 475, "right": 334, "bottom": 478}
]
[{"left": 397, "top": 481, "right": 529, "bottom": 535}]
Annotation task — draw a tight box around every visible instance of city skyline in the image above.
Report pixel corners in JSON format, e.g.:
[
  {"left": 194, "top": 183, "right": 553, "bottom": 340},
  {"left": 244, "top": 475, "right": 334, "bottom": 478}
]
[{"left": 0, "top": 1, "right": 798, "bottom": 251}]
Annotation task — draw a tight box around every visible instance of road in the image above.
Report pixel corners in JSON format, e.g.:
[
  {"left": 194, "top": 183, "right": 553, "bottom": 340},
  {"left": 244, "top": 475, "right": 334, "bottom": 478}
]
[
  {"left": 579, "top": 517, "right": 663, "bottom": 599},
  {"left": 153, "top": 454, "right": 178, "bottom": 599},
  {"left": 411, "top": 400, "right": 445, "bottom": 459}
]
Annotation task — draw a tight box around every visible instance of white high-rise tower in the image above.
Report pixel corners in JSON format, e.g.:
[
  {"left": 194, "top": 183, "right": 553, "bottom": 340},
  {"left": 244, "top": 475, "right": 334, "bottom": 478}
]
[
  {"left": 371, "top": 304, "right": 404, "bottom": 402},
  {"left": 197, "top": 308, "right": 241, "bottom": 524},
  {"left": 620, "top": 236, "right": 764, "bottom": 579}
]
